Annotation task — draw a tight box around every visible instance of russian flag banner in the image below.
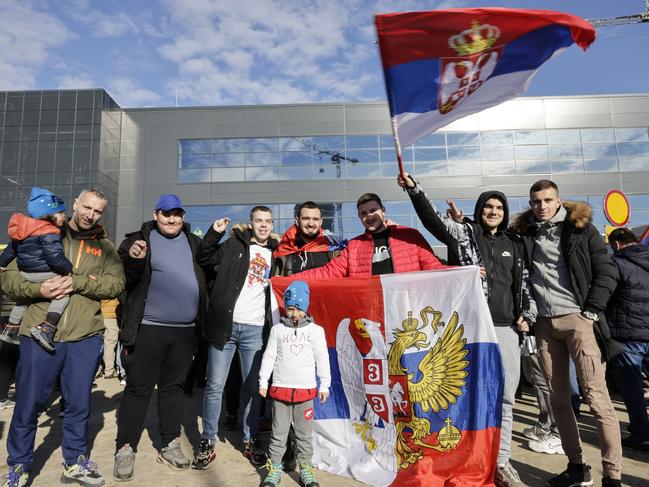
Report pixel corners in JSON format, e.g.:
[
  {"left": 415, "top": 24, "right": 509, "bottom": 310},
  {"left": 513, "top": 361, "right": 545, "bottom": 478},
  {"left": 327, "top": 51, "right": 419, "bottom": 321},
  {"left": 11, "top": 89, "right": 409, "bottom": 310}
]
[
  {"left": 375, "top": 8, "right": 596, "bottom": 148},
  {"left": 272, "top": 267, "right": 503, "bottom": 486}
]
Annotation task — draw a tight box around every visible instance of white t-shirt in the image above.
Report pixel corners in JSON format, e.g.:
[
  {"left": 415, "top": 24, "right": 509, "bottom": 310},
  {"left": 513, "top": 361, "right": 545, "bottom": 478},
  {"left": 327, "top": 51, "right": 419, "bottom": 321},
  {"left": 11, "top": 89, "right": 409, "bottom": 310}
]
[
  {"left": 259, "top": 319, "right": 331, "bottom": 393},
  {"left": 232, "top": 244, "right": 272, "bottom": 326}
]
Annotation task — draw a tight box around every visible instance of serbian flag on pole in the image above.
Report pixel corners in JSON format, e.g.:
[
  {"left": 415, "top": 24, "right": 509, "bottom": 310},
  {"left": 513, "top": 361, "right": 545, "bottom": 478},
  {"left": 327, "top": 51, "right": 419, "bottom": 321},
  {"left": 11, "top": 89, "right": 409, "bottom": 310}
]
[
  {"left": 375, "top": 8, "right": 596, "bottom": 148},
  {"left": 272, "top": 267, "right": 503, "bottom": 486}
]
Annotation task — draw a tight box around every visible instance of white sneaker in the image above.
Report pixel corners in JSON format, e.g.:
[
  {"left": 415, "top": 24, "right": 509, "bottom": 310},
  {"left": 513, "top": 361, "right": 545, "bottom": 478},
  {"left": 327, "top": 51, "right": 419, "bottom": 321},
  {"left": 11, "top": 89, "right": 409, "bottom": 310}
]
[
  {"left": 522, "top": 424, "right": 548, "bottom": 441},
  {"left": 528, "top": 432, "right": 564, "bottom": 455}
]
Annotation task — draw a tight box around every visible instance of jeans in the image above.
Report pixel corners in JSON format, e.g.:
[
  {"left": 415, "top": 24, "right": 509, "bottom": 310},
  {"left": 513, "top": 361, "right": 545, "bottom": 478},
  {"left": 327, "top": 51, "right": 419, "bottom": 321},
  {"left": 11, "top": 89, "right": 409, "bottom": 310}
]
[
  {"left": 610, "top": 340, "right": 649, "bottom": 441},
  {"left": 201, "top": 322, "right": 264, "bottom": 442}
]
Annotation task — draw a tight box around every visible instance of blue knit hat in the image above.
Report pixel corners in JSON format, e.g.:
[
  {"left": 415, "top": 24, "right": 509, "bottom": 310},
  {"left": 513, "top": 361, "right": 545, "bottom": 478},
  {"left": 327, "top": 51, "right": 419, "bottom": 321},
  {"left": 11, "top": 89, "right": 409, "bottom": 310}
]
[
  {"left": 284, "top": 281, "right": 310, "bottom": 312},
  {"left": 27, "top": 187, "right": 66, "bottom": 218}
]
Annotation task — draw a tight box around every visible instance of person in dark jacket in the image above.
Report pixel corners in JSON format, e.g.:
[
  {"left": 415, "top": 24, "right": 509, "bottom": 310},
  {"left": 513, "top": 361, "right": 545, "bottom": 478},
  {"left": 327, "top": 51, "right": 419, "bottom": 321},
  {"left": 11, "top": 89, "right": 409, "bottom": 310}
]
[
  {"left": 193, "top": 206, "right": 278, "bottom": 470},
  {"left": 606, "top": 227, "right": 649, "bottom": 452},
  {"left": 113, "top": 194, "right": 209, "bottom": 482},
  {"left": 398, "top": 173, "right": 537, "bottom": 487},
  {"left": 0, "top": 187, "right": 72, "bottom": 351},
  {"left": 510, "top": 179, "right": 621, "bottom": 487}
]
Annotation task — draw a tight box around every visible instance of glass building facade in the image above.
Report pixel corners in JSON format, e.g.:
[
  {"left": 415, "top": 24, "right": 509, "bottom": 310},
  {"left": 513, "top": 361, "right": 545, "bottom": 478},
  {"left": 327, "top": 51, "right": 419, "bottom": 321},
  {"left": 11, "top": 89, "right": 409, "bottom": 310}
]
[
  {"left": 0, "top": 89, "right": 121, "bottom": 237},
  {"left": 1, "top": 90, "right": 648, "bottom": 253}
]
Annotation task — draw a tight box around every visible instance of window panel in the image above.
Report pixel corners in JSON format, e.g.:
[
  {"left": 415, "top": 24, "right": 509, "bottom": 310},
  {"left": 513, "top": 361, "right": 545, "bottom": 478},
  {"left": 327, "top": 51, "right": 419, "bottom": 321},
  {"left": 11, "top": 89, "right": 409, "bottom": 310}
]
[
  {"left": 514, "top": 130, "right": 546, "bottom": 145},
  {"left": 22, "top": 110, "right": 39, "bottom": 125},
  {"left": 311, "top": 136, "right": 345, "bottom": 150},
  {"left": 617, "top": 142, "right": 649, "bottom": 157},
  {"left": 446, "top": 132, "right": 479, "bottom": 146},
  {"left": 278, "top": 166, "right": 315, "bottom": 180},
  {"left": 381, "top": 162, "right": 414, "bottom": 178},
  {"left": 314, "top": 165, "right": 339, "bottom": 179},
  {"left": 581, "top": 128, "right": 614, "bottom": 143},
  {"left": 516, "top": 159, "right": 550, "bottom": 174},
  {"left": 615, "top": 127, "right": 649, "bottom": 142},
  {"left": 414, "top": 161, "right": 448, "bottom": 176},
  {"left": 548, "top": 144, "right": 582, "bottom": 158},
  {"left": 414, "top": 132, "right": 446, "bottom": 147},
  {"left": 211, "top": 167, "right": 245, "bottom": 182},
  {"left": 40, "top": 110, "right": 58, "bottom": 125},
  {"left": 246, "top": 166, "right": 279, "bottom": 181},
  {"left": 551, "top": 158, "right": 584, "bottom": 173},
  {"left": 582, "top": 143, "right": 616, "bottom": 157},
  {"left": 413, "top": 147, "right": 447, "bottom": 162},
  {"left": 179, "top": 139, "right": 211, "bottom": 154},
  {"left": 278, "top": 138, "right": 310, "bottom": 151},
  {"left": 178, "top": 168, "right": 211, "bottom": 183},
  {"left": 584, "top": 157, "right": 618, "bottom": 172},
  {"left": 345, "top": 135, "right": 379, "bottom": 149},
  {"left": 343, "top": 163, "right": 380, "bottom": 178},
  {"left": 246, "top": 152, "right": 278, "bottom": 166},
  {"left": 618, "top": 157, "right": 649, "bottom": 171},
  {"left": 546, "top": 129, "right": 580, "bottom": 144},
  {"left": 280, "top": 151, "right": 313, "bottom": 165},
  {"left": 515, "top": 145, "right": 548, "bottom": 160},
  {"left": 37, "top": 141, "right": 56, "bottom": 172},
  {"left": 213, "top": 153, "right": 245, "bottom": 167},
  {"left": 482, "top": 160, "right": 515, "bottom": 175},
  {"left": 380, "top": 148, "right": 413, "bottom": 163},
  {"left": 480, "top": 131, "right": 513, "bottom": 145},
  {"left": 627, "top": 195, "right": 649, "bottom": 209},
  {"left": 213, "top": 139, "right": 246, "bottom": 152},
  {"left": 448, "top": 160, "right": 481, "bottom": 176},
  {"left": 379, "top": 134, "right": 396, "bottom": 148},
  {"left": 481, "top": 145, "right": 514, "bottom": 160},
  {"left": 448, "top": 146, "right": 480, "bottom": 161},
  {"left": 346, "top": 149, "right": 380, "bottom": 164},
  {"left": 181, "top": 154, "right": 214, "bottom": 169},
  {"left": 246, "top": 138, "right": 278, "bottom": 152}
]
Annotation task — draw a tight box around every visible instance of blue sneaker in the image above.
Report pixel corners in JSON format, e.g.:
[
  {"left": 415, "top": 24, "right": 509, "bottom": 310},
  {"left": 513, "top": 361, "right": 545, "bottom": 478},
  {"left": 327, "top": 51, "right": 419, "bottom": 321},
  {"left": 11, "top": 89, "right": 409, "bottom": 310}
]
[{"left": 1, "top": 465, "right": 28, "bottom": 487}]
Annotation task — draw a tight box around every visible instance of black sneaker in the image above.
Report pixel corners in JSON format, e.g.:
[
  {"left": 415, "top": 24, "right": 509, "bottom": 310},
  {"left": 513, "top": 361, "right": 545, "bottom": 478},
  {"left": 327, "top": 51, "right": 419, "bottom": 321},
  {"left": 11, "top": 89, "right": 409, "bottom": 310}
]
[
  {"left": 30, "top": 322, "right": 56, "bottom": 352},
  {"left": 243, "top": 438, "right": 267, "bottom": 466},
  {"left": 546, "top": 463, "right": 593, "bottom": 487},
  {"left": 191, "top": 439, "right": 215, "bottom": 470},
  {"left": 0, "top": 324, "right": 20, "bottom": 346},
  {"left": 601, "top": 478, "right": 622, "bottom": 487}
]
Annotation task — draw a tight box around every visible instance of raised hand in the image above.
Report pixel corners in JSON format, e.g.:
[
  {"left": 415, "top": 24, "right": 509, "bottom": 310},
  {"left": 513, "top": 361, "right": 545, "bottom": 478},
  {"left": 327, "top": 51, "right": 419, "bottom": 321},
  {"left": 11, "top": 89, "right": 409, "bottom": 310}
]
[
  {"left": 446, "top": 200, "right": 464, "bottom": 222},
  {"left": 397, "top": 172, "right": 416, "bottom": 189},
  {"left": 212, "top": 217, "right": 231, "bottom": 233}
]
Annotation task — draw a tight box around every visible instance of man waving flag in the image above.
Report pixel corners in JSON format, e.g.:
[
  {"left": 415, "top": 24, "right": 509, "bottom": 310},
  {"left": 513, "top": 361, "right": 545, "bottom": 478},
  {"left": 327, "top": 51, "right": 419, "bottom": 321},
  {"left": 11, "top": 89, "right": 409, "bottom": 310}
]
[{"left": 375, "top": 8, "right": 596, "bottom": 149}]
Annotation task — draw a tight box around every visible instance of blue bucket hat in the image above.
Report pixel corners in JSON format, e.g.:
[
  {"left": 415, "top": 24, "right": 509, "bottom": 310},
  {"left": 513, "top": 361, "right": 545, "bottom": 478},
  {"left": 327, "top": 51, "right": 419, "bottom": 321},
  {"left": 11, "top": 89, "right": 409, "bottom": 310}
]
[
  {"left": 27, "top": 187, "right": 66, "bottom": 219},
  {"left": 284, "top": 281, "right": 310, "bottom": 313}
]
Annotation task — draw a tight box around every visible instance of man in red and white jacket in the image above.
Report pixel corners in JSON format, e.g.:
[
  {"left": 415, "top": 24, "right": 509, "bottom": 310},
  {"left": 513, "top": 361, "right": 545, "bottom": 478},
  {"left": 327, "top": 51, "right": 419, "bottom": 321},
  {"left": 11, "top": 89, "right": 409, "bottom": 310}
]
[{"left": 296, "top": 193, "right": 446, "bottom": 279}]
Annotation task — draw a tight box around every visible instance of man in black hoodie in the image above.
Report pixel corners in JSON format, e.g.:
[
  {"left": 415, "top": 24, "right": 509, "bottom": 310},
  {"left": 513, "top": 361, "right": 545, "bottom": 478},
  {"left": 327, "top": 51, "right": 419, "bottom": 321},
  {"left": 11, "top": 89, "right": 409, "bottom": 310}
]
[
  {"left": 607, "top": 227, "right": 649, "bottom": 453},
  {"left": 193, "top": 206, "right": 278, "bottom": 470},
  {"left": 399, "top": 173, "right": 535, "bottom": 487}
]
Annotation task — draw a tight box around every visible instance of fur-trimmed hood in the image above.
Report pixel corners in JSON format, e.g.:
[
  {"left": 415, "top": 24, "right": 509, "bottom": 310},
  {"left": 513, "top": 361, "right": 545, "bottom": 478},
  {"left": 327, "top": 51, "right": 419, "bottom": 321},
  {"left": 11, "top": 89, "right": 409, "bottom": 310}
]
[{"left": 510, "top": 201, "right": 592, "bottom": 236}]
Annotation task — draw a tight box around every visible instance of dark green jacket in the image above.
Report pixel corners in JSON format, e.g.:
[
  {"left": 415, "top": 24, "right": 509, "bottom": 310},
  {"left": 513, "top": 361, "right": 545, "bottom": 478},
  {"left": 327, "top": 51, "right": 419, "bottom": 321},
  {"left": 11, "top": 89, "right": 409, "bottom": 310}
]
[{"left": 0, "top": 224, "right": 125, "bottom": 341}]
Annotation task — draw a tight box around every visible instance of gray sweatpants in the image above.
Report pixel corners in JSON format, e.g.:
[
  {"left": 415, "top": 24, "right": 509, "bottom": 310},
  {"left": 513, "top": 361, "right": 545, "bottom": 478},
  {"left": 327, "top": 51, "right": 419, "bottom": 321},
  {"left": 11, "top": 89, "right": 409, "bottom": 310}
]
[
  {"left": 268, "top": 398, "right": 314, "bottom": 465},
  {"left": 495, "top": 326, "right": 521, "bottom": 466},
  {"left": 522, "top": 352, "right": 558, "bottom": 435},
  {"left": 8, "top": 271, "right": 70, "bottom": 325}
]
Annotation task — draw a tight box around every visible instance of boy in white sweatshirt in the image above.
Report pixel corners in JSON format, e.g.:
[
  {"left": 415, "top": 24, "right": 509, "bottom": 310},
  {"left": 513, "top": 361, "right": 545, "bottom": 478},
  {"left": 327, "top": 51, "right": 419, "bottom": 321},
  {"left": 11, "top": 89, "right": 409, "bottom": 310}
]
[{"left": 259, "top": 280, "right": 331, "bottom": 487}]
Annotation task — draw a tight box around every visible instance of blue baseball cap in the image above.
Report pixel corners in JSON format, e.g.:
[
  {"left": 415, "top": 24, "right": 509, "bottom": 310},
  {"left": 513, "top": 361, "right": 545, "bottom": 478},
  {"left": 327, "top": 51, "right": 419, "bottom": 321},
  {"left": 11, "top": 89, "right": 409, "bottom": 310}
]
[
  {"left": 154, "top": 194, "right": 184, "bottom": 212},
  {"left": 284, "top": 281, "right": 310, "bottom": 313}
]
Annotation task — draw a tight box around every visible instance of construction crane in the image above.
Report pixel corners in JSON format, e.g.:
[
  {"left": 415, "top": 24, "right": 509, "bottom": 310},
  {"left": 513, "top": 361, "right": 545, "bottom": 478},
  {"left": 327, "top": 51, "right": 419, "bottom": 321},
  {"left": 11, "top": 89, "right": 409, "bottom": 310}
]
[{"left": 587, "top": 0, "right": 649, "bottom": 27}]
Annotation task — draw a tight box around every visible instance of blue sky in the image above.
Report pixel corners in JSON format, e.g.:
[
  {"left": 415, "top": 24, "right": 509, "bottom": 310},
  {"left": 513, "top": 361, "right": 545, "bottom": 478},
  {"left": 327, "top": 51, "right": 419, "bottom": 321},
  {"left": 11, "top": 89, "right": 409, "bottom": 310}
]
[{"left": 1, "top": 0, "right": 647, "bottom": 108}]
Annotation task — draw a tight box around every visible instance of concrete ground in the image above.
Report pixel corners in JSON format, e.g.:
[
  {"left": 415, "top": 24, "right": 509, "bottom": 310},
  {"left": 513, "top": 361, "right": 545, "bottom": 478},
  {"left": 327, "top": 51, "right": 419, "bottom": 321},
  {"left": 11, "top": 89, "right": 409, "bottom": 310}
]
[{"left": 0, "top": 379, "right": 647, "bottom": 487}]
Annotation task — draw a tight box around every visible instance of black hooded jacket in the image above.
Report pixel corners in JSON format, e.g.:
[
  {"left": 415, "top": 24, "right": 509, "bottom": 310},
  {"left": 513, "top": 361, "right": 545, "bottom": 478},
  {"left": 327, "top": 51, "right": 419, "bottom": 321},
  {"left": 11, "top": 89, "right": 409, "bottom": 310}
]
[
  {"left": 197, "top": 226, "right": 278, "bottom": 346},
  {"left": 117, "top": 221, "right": 209, "bottom": 347},
  {"left": 606, "top": 244, "right": 649, "bottom": 342},
  {"left": 407, "top": 186, "right": 533, "bottom": 326}
]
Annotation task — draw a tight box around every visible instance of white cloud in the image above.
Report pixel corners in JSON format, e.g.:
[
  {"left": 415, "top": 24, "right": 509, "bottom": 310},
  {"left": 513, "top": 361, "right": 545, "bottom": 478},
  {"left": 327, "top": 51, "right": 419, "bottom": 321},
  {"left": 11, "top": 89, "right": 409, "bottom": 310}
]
[
  {"left": 106, "top": 77, "right": 162, "bottom": 107},
  {"left": 0, "top": 0, "right": 73, "bottom": 90},
  {"left": 56, "top": 73, "right": 96, "bottom": 89}
]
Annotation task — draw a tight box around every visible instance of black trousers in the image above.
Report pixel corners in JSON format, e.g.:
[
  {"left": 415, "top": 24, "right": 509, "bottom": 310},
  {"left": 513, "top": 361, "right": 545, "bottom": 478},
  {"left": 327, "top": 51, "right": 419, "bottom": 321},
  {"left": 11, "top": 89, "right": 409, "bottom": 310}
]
[{"left": 116, "top": 324, "right": 196, "bottom": 451}]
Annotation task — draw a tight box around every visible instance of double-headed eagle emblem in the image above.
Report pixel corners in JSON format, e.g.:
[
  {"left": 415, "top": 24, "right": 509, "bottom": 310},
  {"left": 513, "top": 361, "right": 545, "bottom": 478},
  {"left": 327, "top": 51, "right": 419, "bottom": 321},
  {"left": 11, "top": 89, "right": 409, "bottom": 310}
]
[{"left": 336, "top": 306, "right": 469, "bottom": 471}]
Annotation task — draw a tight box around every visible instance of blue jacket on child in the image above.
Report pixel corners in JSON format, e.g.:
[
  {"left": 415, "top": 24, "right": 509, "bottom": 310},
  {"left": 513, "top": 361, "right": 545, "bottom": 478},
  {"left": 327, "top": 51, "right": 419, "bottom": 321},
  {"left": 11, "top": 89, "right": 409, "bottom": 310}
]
[{"left": 0, "top": 213, "right": 72, "bottom": 275}]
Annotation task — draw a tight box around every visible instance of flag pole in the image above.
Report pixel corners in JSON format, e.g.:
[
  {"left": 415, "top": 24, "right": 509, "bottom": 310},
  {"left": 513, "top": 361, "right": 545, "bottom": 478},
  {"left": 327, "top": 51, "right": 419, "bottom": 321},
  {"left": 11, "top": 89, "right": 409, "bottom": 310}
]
[{"left": 390, "top": 117, "right": 405, "bottom": 178}]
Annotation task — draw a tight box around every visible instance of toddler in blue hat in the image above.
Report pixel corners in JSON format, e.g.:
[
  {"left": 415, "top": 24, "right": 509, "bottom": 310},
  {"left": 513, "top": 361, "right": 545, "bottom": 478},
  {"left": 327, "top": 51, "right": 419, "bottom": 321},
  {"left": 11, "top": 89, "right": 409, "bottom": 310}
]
[
  {"left": 0, "top": 187, "right": 73, "bottom": 351},
  {"left": 258, "top": 280, "right": 331, "bottom": 487}
]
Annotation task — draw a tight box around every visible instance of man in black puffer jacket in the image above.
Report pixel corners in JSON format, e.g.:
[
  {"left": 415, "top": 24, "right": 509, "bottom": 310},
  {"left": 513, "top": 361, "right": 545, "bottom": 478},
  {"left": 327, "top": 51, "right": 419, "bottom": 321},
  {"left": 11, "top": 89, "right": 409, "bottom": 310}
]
[
  {"left": 511, "top": 179, "right": 621, "bottom": 487},
  {"left": 606, "top": 227, "right": 649, "bottom": 452}
]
